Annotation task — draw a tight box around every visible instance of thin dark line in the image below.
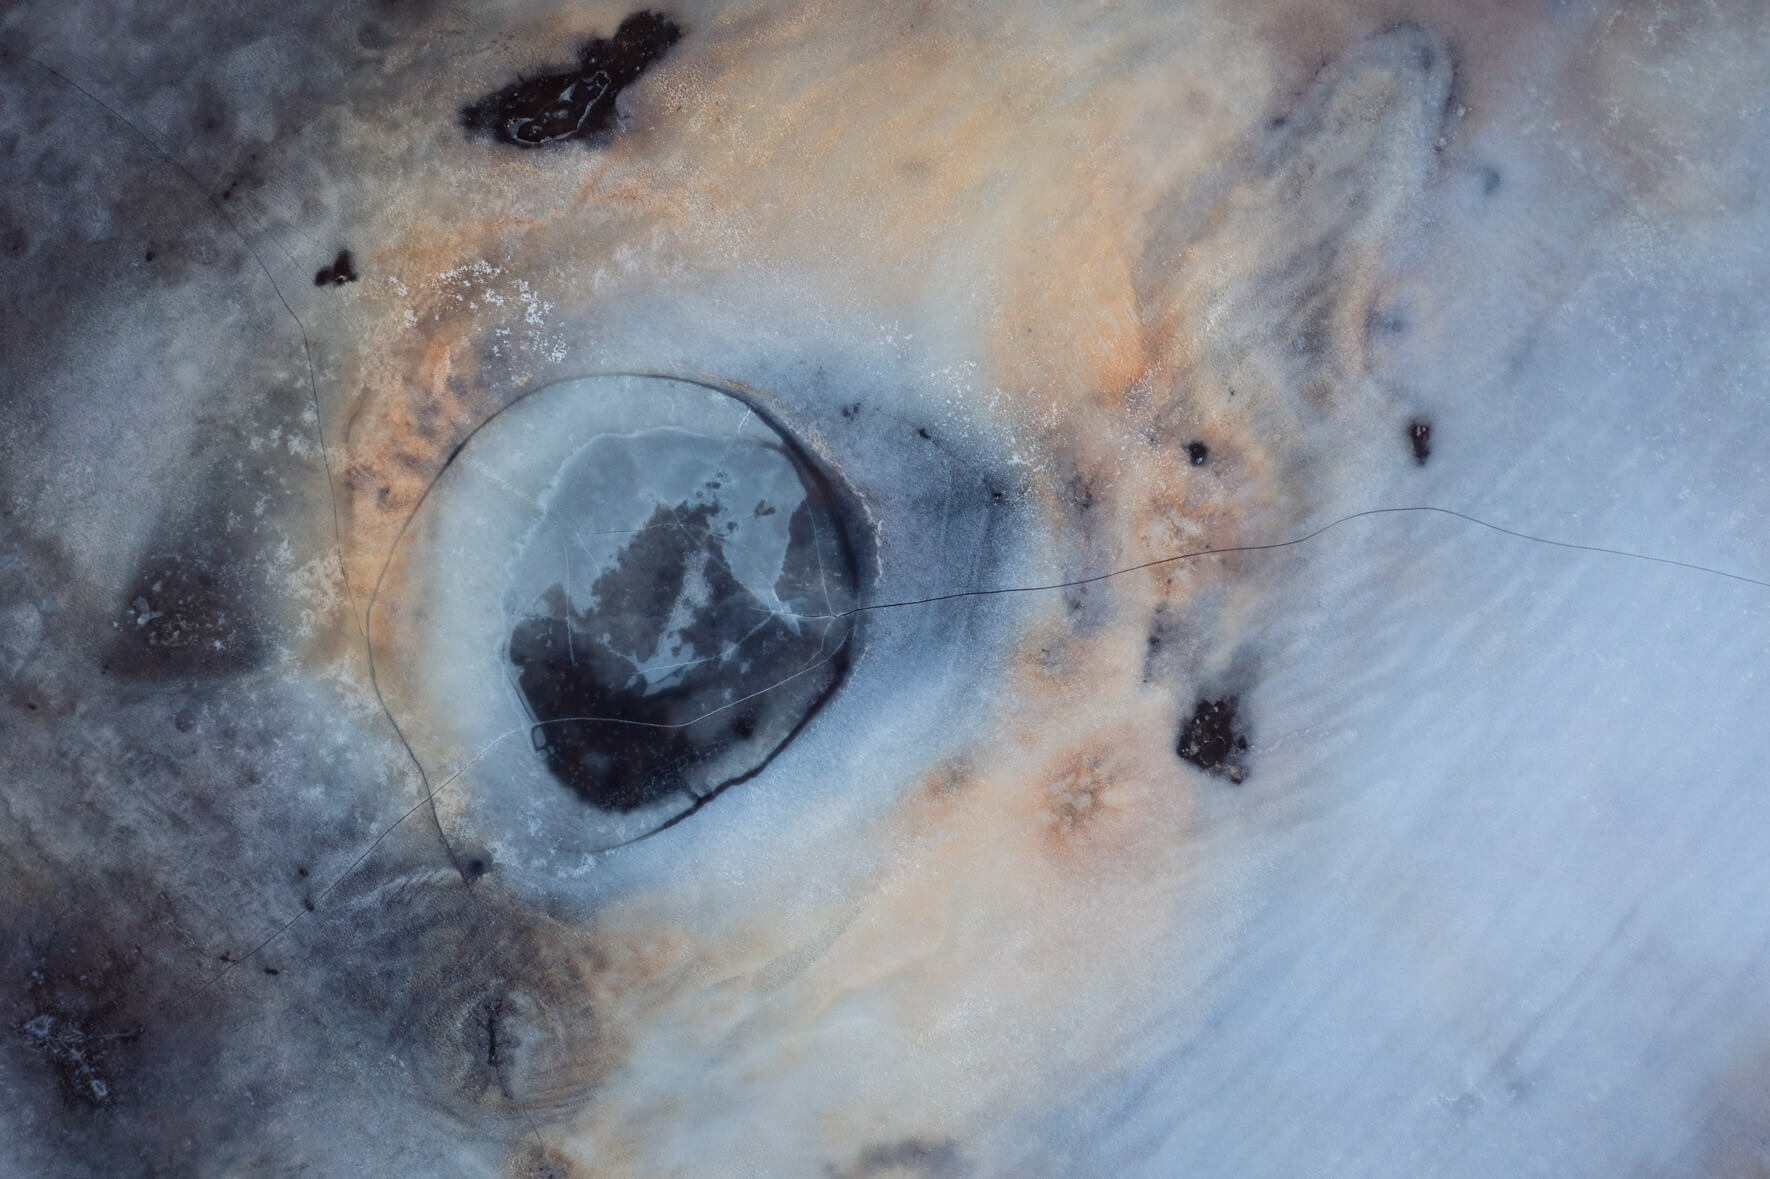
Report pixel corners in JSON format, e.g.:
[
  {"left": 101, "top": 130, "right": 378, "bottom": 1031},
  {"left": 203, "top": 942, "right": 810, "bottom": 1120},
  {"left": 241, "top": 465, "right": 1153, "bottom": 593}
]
[{"left": 826, "top": 504, "right": 1770, "bottom": 617}]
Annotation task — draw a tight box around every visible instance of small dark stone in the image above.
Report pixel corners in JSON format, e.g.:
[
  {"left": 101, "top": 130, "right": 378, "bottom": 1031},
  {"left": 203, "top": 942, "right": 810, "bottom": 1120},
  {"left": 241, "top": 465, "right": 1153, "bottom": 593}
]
[
  {"left": 1186, "top": 440, "right": 1209, "bottom": 467},
  {"left": 1407, "top": 419, "right": 1432, "bottom": 465},
  {"left": 313, "top": 249, "right": 358, "bottom": 287},
  {"left": 1177, "top": 696, "right": 1250, "bottom": 783}
]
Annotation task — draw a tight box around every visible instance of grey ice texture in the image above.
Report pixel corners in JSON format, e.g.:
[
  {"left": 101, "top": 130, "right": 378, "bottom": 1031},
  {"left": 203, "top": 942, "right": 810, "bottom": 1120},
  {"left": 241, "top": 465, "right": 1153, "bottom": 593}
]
[{"left": 1, "top": 1, "right": 1770, "bottom": 1178}]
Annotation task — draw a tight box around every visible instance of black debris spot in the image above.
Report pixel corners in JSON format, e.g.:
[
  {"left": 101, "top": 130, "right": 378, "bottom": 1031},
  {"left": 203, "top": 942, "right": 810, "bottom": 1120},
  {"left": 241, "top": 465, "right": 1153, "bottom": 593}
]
[
  {"left": 313, "top": 248, "right": 358, "bottom": 287},
  {"left": 262, "top": 967, "right": 279, "bottom": 976},
  {"left": 1177, "top": 696, "right": 1250, "bottom": 783},
  {"left": 142, "top": 248, "right": 155, "bottom": 262},
  {"left": 1407, "top": 418, "right": 1432, "bottom": 465},
  {"left": 754, "top": 500, "right": 775, "bottom": 517},
  {"left": 841, "top": 402, "right": 862, "bottom": 420},
  {"left": 301, "top": 896, "right": 315, "bottom": 913},
  {"left": 463, "top": 857, "right": 489, "bottom": 881},
  {"left": 916, "top": 427, "right": 932, "bottom": 440},
  {"left": 295, "top": 866, "right": 308, "bottom": 879},
  {"left": 216, "top": 155, "right": 263, "bottom": 202},
  {"left": 1186, "top": 440, "right": 1209, "bottom": 467},
  {"left": 1481, "top": 165, "right": 1502, "bottom": 196},
  {"left": 461, "top": 12, "right": 682, "bottom": 147},
  {"left": 107, "top": 554, "right": 261, "bottom": 679},
  {"left": 479, "top": 996, "right": 503, "bottom": 1070}
]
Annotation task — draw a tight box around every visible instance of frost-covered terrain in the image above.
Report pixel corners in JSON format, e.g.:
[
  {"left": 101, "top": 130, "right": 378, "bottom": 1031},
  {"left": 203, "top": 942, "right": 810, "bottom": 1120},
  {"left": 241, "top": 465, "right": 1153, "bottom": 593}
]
[{"left": 2, "top": 1, "right": 1769, "bottom": 1176}]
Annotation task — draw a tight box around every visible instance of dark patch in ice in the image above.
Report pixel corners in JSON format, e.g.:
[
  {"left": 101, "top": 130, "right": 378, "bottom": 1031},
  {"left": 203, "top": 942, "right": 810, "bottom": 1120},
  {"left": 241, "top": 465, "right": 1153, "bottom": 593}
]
[
  {"left": 188, "top": 82, "right": 230, "bottom": 141},
  {"left": 509, "top": 479, "right": 858, "bottom": 812},
  {"left": 1177, "top": 696, "right": 1250, "bottom": 783},
  {"left": 1142, "top": 604, "right": 1177, "bottom": 683},
  {"left": 1408, "top": 418, "right": 1432, "bottom": 465},
  {"left": 1482, "top": 165, "right": 1502, "bottom": 196},
  {"left": 356, "top": 22, "right": 393, "bottom": 52},
  {"left": 1366, "top": 303, "right": 1408, "bottom": 339},
  {"left": 107, "top": 552, "right": 261, "bottom": 678},
  {"left": 11, "top": 982, "right": 140, "bottom": 1110},
  {"left": 0, "top": 212, "right": 27, "bottom": 259},
  {"left": 0, "top": 874, "right": 223, "bottom": 1142},
  {"left": 313, "top": 248, "right": 358, "bottom": 287},
  {"left": 460, "top": 12, "right": 681, "bottom": 147},
  {"left": 1186, "top": 440, "right": 1209, "bottom": 466},
  {"left": 1064, "top": 470, "right": 1096, "bottom": 514},
  {"left": 827, "top": 1136, "right": 966, "bottom": 1178}
]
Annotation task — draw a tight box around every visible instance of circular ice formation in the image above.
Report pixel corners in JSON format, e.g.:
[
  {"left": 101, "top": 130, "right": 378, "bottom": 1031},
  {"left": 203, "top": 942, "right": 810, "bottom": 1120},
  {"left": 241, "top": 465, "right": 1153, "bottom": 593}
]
[
  {"left": 379, "top": 373, "right": 865, "bottom": 855},
  {"left": 504, "top": 419, "right": 859, "bottom": 812}
]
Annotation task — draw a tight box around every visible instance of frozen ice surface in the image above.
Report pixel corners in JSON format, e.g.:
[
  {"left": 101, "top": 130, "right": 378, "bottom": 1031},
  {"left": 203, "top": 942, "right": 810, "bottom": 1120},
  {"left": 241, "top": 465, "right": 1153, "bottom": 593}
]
[{"left": 3, "top": 1, "right": 1770, "bottom": 1176}]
